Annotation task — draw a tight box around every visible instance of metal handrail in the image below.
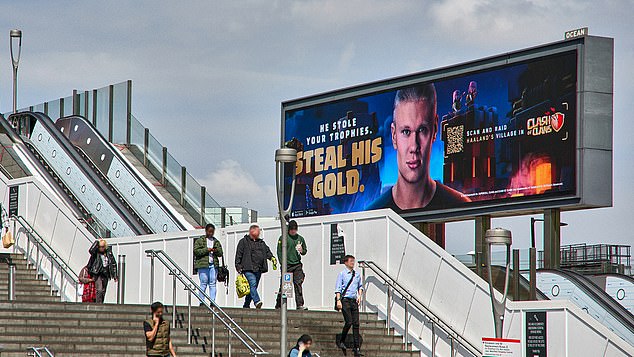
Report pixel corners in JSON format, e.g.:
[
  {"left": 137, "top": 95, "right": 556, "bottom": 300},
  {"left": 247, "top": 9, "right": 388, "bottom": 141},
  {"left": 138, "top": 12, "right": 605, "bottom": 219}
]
[
  {"left": 13, "top": 215, "right": 80, "bottom": 302},
  {"left": 145, "top": 249, "right": 268, "bottom": 356},
  {"left": 27, "top": 346, "right": 54, "bottom": 357},
  {"left": 358, "top": 260, "right": 481, "bottom": 356}
]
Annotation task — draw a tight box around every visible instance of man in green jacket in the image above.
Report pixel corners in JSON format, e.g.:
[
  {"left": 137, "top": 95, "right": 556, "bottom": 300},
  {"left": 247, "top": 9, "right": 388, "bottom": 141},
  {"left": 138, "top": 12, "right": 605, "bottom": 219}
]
[
  {"left": 193, "top": 224, "right": 223, "bottom": 305},
  {"left": 275, "top": 220, "right": 308, "bottom": 310}
]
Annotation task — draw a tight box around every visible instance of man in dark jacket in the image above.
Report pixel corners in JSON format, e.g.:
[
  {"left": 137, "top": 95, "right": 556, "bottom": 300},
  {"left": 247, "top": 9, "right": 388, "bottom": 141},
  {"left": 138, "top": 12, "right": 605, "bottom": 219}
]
[
  {"left": 193, "top": 223, "right": 223, "bottom": 305},
  {"left": 88, "top": 239, "right": 118, "bottom": 303},
  {"left": 235, "top": 224, "right": 276, "bottom": 309}
]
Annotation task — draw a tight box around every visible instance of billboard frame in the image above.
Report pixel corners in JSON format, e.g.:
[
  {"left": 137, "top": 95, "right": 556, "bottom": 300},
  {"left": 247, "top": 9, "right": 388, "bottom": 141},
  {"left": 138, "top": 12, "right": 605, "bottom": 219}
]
[{"left": 281, "top": 35, "right": 613, "bottom": 222}]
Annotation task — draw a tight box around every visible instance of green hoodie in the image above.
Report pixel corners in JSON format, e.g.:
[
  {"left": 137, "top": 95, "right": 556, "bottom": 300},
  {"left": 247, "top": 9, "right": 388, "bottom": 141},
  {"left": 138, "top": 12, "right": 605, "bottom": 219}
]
[{"left": 277, "top": 233, "right": 307, "bottom": 266}]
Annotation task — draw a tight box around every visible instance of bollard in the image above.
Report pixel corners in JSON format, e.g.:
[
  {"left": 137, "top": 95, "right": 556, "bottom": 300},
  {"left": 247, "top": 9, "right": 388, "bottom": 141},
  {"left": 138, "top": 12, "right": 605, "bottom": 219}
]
[
  {"left": 8, "top": 264, "right": 16, "bottom": 301},
  {"left": 116, "top": 255, "right": 126, "bottom": 304}
]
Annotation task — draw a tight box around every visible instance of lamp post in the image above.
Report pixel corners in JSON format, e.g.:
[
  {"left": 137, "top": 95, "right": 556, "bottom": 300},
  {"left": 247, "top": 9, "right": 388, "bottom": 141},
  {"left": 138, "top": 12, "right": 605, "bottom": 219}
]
[
  {"left": 529, "top": 218, "right": 568, "bottom": 299},
  {"left": 10, "top": 29, "right": 22, "bottom": 114},
  {"left": 275, "top": 146, "right": 298, "bottom": 357},
  {"left": 485, "top": 227, "right": 512, "bottom": 338}
]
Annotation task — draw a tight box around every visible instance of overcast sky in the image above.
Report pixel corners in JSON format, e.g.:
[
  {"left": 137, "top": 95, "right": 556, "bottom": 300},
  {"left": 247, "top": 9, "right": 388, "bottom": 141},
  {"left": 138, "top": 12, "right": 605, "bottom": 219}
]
[{"left": 1, "top": 1, "right": 632, "bottom": 253}]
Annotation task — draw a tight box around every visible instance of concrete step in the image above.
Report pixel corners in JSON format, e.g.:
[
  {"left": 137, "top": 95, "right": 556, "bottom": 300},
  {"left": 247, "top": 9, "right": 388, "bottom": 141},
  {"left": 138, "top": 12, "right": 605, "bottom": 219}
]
[{"left": 0, "top": 301, "right": 380, "bottom": 321}]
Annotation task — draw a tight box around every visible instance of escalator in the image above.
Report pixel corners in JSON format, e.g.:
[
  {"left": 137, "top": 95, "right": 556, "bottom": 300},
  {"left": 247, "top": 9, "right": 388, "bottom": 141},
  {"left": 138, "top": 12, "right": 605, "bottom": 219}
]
[
  {"left": 0, "top": 115, "right": 87, "bottom": 220},
  {"left": 8, "top": 111, "right": 148, "bottom": 237},
  {"left": 588, "top": 273, "right": 634, "bottom": 313},
  {"left": 536, "top": 268, "right": 634, "bottom": 345},
  {"left": 55, "top": 115, "right": 190, "bottom": 233}
]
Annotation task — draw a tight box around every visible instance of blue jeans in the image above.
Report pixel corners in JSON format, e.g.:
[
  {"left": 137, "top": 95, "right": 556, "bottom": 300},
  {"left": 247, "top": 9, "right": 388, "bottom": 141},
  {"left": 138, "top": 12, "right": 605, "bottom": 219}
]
[
  {"left": 243, "top": 271, "right": 262, "bottom": 307},
  {"left": 198, "top": 266, "right": 217, "bottom": 304}
]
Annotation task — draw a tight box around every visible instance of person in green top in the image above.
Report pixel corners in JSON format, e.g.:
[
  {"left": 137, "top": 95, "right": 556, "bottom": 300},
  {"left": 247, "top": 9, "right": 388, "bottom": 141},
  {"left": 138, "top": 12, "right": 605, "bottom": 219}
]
[
  {"left": 193, "top": 224, "right": 223, "bottom": 305},
  {"left": 275, "top": 220, "right": 308, "bottom": 310}
]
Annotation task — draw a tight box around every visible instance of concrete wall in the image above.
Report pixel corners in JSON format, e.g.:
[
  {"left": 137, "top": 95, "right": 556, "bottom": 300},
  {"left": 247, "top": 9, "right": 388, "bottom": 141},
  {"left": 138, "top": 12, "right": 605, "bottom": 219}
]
[{"left": 104, "top": 209, "right": 634, "bottom": 356}]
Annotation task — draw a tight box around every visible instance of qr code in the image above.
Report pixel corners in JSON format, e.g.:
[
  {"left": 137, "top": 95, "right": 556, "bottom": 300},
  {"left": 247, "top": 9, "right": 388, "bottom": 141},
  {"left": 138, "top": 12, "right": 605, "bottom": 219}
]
[{"left": 446, "top": 125, "right": 464, "bottom": 155}]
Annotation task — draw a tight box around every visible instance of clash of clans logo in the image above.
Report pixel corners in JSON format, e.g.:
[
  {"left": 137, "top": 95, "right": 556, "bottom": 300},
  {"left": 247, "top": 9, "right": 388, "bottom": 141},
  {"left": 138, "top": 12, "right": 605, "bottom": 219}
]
[{"left": 526, "top": 107, "right": 565, "bottom": 137}]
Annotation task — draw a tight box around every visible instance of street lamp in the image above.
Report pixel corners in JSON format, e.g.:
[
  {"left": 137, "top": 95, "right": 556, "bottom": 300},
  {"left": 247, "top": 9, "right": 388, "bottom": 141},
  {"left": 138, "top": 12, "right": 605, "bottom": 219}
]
[
  {"left": 529, "top": 218, "right": 568, "bottom": 299},
  {"left": 275, "top": 145, "right": 298, "bottom": 357},
  {"left": 485, "top": 227, "right": 512, "bottom": 338},
  {"left": 10, "top": 29, "right": 22, "bottom": 114}
]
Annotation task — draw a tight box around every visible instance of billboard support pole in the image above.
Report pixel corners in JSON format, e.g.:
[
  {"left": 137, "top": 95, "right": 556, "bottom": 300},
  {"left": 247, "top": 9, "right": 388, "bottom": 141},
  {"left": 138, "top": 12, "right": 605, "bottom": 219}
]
[
  {"left": 414, "top": 222, "right": 446, "bottom": 249},
  {"left": 475, "top": 216, "right": 491, "bottom": 277},
  {"left": 543, "top": 208, "right": 561, "bottom": 269},
  {"left": 275, "top": 146, "right": 298, "bottom": 357}
]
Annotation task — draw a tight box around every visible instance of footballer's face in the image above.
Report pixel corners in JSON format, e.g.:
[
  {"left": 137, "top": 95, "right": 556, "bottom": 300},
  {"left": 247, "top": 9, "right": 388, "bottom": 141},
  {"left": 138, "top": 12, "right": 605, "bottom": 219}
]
[{"left": 391, "top": 100, "right": 437, "bottom": 185}]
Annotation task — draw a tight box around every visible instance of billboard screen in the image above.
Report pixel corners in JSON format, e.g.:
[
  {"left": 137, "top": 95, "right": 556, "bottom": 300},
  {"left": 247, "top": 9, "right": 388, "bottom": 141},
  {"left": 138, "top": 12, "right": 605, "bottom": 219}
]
[{"left": 283, "top": 50, "right": 578, "bottom": 219}]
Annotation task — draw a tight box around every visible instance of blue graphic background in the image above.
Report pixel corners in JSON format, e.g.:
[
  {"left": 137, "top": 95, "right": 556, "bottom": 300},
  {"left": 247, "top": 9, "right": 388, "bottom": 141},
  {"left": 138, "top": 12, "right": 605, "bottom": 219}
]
[{"left": 284, "top": 52, "right": 576, "bottom": 217}]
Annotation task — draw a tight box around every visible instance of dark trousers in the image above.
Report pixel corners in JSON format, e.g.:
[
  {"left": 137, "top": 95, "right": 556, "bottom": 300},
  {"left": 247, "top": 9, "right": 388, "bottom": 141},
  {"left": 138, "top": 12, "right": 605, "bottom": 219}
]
[
  {"left": 341, "top": 298, "right": 360, "bottom": 349},
  {"left": 275, "top": 263, "right": 305, "bottom": 308},
  {"left": 94, "top": 274, "right": 109, "bottom": 303}
]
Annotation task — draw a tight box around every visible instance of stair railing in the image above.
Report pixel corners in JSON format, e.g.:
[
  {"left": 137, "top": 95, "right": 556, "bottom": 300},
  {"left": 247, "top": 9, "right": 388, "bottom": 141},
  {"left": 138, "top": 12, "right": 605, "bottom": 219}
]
[
  {"left": 359, "top": 260, "right": 481, "bottom": 356},
  {"left": 145, "top": 249, "right": 268, "bottom": 356},
  {"left": 13, "top": 215, "right": 80, "bottom": 302},
  {"left": 27, "top": 346, "right": 54, "bottom": 357}
]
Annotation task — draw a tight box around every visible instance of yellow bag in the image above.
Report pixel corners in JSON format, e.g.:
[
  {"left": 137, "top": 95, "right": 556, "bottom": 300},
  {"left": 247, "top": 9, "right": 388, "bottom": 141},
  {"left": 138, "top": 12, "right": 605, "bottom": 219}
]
[
  {"left": 2, "top": 229, "right": 14, "bottom": 249},
  {"left": 235, "top": 274, "right": 250, "bottom": 298}
]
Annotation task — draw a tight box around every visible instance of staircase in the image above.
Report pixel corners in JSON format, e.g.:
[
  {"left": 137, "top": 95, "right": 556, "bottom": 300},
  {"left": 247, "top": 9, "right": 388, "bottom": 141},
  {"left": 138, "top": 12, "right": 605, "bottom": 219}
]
[{"left": 0, "top": 252, "right": 416, "bottom": 356}]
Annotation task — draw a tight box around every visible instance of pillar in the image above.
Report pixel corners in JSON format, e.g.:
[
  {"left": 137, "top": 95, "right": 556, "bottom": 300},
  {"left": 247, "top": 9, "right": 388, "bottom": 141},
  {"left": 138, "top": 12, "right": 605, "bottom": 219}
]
[
  {"left": 543, "top": 208, "right": 561, "bottom": 269},
  {"left": 475, "top": 215, "right": 491, "bottom": 277}
]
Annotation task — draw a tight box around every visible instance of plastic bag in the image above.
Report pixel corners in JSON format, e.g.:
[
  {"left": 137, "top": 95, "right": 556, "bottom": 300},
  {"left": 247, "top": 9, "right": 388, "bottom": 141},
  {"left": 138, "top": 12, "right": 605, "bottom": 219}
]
[
  {"left": 2, "top": 229, "right": 14, "bottom": 249},
  {"left": 235, "top": 274, "right": 250, "bottom": 298}
]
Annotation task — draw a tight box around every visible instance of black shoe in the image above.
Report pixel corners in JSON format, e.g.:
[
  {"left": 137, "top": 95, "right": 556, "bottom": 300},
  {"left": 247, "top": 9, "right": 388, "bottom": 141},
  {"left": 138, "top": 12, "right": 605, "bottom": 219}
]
[
  {"left": 338, "top": 341, "right": 347, "bottom": 350},
  {"left": 296, "top": 306, "right": 308, "bottom": 310},
  {"left": 353, "top": 348, "right": 363, "bottom": 357},
  {"left": 255, "top": 301, "right": 263, "bottom": 309}
]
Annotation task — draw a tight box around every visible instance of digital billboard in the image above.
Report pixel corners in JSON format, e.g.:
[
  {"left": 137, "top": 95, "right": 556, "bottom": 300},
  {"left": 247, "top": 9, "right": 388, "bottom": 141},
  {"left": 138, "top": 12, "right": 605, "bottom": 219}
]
[{"left": 282, "top": 37, "right": 613, "bottom": 220}]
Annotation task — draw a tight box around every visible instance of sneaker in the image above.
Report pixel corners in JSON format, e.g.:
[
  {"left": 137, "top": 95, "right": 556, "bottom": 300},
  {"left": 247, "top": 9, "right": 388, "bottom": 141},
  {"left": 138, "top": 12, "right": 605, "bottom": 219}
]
[
  {"left": 353, "top": 348, "right": 364, "bottom": 356},
  {"left": 255, "top": 301, "right": 263, "bottom": 309},
  {"left": 296, "top": 306, "right": 308, "bottom": 310},
  {"left": 338, "top": 341, "right": 347, "bottom": 350}
]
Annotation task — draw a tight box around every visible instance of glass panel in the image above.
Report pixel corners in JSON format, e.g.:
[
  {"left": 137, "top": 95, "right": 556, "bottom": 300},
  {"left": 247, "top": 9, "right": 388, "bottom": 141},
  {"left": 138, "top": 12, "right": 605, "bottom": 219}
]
[
  {"left": 47, "top": 100, "right": 61, "bottom": 120},
  {"left": 204, "top": 207, "right": 223, "bottom": 227},
  {"left": 129, "top": 114, "right": 145, "bottom": 149},
  {"left": 86, "top": 91, "right": 94, "bottom": 125},
  {"left": 185, "top": 172, "right": 202, "bottom": 211},
  {"left": 205, "top": 191, "right": 220, "bottom": 208},
  {"left": 111, "top": 82, "right": 128, "bottom": 144},
  {"left": 95, "top": 86, "right": 109, "bottom": 138},
  {"left": 146, "top": 132, "right": 163, "bottom": 169},
  {"left": 165, "top": 152, "right": 181, "bottom": 190},
  {"left": 77, "top": 93, "right": 86, "bottom": 117},
  {"left": 33, "top": 103, "right": 45, "bottom": 113},
  {"left": 62, "top": 95, "right": 73, "bottom": 117}
]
